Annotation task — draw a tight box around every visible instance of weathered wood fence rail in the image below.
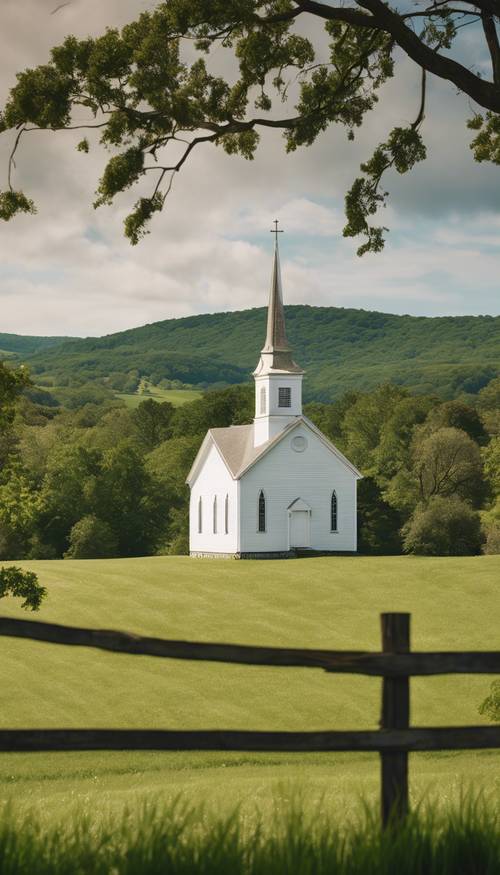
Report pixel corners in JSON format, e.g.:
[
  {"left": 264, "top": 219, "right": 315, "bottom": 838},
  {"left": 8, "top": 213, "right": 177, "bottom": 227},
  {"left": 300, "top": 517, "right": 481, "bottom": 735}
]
[{"left": 1, "top": 612, "right": 499, "bottom": 826}]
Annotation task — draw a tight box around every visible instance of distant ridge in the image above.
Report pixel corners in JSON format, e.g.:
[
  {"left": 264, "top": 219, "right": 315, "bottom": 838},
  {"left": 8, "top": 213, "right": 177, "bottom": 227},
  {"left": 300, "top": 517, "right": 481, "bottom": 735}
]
[
  {"left": 0, "top": 332, "right": 74, "bottom": 356},
  {"left": 6, "top": 306, "right": 500, "bottom": 401}
]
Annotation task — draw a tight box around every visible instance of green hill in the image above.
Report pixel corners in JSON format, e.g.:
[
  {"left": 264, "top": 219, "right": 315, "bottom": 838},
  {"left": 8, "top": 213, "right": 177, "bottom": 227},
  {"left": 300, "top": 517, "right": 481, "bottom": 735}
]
[
  {"left": 0, "top": 332, "right": 73, "bottom": 358},
  {"left": 21, "top": 307, "right": 500, "bottom": 402},
  {"left": 0, "top": 555, "right": 498, "bottom": 820}
]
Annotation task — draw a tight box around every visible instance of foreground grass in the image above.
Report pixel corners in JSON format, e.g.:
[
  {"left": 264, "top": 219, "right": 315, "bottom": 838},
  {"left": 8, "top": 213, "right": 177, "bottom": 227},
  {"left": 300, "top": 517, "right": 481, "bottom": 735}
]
[
  {"left": 0, "top": 555, "right": 498, "bottom": 821},
  {"left": 1, "top": 750, "right": 498, "bottom": 826},
  {"left": 1, "top": 794, "right": 499, "bottom": 875}
]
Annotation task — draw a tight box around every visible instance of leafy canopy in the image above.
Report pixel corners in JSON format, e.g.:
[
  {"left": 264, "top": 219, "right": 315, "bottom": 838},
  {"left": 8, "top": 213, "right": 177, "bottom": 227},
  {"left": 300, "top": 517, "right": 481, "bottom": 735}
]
[
  {"left": 0, "top": 566, "right": 46, "bottom": 611},
  {"left": 1, "top": 0, "right": 500, "bottom": 251}
]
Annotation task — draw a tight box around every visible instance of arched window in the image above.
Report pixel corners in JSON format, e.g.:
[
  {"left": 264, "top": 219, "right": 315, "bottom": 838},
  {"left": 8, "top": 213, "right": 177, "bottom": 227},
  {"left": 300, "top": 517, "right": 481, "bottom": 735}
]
[
  {"left": 258, "top": 490, "right": 266, "bottom": 533},
  {"left": 198, "top": 497, "right": 203, "bottom": 534},
  {"left": 213, "top": 496, "right": 217, "bottom": 534},
  {"left": 330, "top": 491, "right": 338, "bottom": 532},
  {"left": 225, "top": 494, "right": 229, "bottom": 534},
  {"left": 260, "top": 386, "right": 266, "bottom": 415}
]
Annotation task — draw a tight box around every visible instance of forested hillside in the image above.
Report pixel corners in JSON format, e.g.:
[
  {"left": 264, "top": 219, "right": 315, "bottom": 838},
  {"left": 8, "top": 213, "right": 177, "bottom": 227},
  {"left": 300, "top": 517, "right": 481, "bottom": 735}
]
[
  {"left": 20, "top": 306, "right": 499, "bottom": 401},
  {"left": 0, "top": 332, "right": 72, "bottom": 358}
]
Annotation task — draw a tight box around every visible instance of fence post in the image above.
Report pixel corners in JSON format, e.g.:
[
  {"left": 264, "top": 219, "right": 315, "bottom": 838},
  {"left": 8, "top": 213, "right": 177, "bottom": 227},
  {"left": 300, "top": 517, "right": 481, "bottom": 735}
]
[{"left": 380, "top": 612, "right": 410, "bottom": 827}]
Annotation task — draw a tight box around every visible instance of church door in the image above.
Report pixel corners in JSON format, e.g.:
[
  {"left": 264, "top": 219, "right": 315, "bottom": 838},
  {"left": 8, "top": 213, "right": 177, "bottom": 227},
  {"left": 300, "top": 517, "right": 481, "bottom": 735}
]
[{"left": 289, "top": 510, "right": 310, "bottom": 548}]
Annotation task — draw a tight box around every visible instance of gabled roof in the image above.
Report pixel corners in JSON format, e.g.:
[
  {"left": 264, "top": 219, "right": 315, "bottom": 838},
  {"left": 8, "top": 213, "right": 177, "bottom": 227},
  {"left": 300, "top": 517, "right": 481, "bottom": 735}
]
[{"left": 186, "top": 416, "right": 362, "bottom": 485}]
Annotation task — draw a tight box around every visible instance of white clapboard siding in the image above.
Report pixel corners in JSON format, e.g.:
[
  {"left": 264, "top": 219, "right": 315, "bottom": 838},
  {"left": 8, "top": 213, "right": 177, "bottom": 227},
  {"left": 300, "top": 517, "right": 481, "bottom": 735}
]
[
  {"left": 189, "top": 442, "right": 239, "bottom": 554},
  {"left": 240, "top": 425, "right": 357, "bottom": 553}
]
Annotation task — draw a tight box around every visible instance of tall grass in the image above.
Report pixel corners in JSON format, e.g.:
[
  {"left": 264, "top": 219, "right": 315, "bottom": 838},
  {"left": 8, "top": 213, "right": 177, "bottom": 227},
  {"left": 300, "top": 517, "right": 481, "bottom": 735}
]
[{"left": 0, "top": 792, "right": 498, "bottom": 875}]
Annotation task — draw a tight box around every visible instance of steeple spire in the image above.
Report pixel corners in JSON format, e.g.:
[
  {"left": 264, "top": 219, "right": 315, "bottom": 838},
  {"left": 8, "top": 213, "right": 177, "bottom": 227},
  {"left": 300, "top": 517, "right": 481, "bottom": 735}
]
[{"left": 253, "top": 227, "right": 304, "bottom": 377}]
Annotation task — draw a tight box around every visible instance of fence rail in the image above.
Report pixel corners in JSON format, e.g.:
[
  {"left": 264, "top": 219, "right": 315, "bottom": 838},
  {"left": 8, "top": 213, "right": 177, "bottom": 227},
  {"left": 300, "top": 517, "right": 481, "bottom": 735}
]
[
  {"left": 0, "top": 726, "right": 498, "bottom": 753},
  {"left": 1, "top": 616, "right": 499, "bottom": 675},
  {"left": 1, "top": 612, "right": 498, "bottom": 827}
]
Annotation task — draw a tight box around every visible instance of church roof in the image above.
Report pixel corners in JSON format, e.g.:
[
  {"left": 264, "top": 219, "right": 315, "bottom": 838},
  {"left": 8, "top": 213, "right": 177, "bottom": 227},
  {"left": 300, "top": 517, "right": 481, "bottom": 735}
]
[
  {"left": 209, "top": 424, "right": 260, "bottom": 477},
  {"left": 186, "top": 416, "right": 362, "bottom": 484},
  {"left": 253, "top": 239, "right": 304, "bottom": 377}
]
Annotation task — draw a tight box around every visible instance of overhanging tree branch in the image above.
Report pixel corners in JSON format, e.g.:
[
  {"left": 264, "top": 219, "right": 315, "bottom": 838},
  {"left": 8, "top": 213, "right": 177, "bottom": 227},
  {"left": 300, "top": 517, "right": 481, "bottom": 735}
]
[
  {"left": 482, "top": 12, "right": 500, "bottom": 85},
  {"left": 1, "top": 0, "right": 500, "bottom": 250},
  {"left": 293, "top": 0, "right": 500, "bottom": 111}
]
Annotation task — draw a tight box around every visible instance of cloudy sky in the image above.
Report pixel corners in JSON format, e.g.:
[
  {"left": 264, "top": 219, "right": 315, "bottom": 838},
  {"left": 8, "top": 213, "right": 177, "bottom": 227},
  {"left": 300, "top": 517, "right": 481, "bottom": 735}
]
[{"left": 0, "top": 0, "right": 499, "bottom": 337}]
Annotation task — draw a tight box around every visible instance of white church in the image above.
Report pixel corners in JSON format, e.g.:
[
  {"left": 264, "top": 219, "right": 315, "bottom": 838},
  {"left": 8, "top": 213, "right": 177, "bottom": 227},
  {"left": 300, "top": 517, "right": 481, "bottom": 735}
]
[{"left": 187, "top": 231, "right": 362, "bottom": 558}]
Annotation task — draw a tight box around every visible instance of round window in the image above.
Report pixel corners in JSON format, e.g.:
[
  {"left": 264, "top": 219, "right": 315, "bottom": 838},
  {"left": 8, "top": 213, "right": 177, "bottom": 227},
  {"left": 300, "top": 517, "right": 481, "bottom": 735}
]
[{"left": 291, "top": 435, "right": 307, "bottom": 453}]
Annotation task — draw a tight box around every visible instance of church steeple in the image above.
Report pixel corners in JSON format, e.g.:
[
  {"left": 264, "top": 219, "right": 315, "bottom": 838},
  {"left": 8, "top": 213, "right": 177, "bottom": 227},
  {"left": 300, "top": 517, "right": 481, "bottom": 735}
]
[
  {"left": 253, "top": 233, "right": 304, "bottom": 378},
  {"left": 253, "top": 223, "right": 304, "bottom": 447}
]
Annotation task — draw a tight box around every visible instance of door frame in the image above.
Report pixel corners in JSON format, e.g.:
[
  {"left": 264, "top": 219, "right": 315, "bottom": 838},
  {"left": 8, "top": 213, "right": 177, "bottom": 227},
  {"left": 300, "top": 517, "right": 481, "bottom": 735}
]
[{"left": 287, "top": 498, "right": 312, "bottom": 550}]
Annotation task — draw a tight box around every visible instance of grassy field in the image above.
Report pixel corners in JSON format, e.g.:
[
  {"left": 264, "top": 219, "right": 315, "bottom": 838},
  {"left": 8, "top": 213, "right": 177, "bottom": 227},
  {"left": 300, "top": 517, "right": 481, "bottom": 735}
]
[
  {"left": 2, "top": 794, "right": 498, "bottom": 874},
  {"left": 0, "top": 555, "right": 498, "bottom": 822},
  {"left": 116, "top": 383, "right": 202, "bottom": 408}
]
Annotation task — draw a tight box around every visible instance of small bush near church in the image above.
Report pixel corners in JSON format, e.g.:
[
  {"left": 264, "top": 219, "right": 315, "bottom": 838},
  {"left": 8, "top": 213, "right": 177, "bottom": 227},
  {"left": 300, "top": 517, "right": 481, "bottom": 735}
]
[
  {"left": 65, "top": 514, "right": 118, "bottom": 559},
  {"left": 402, "top": 496, "right": 483, "bottom": 556}
]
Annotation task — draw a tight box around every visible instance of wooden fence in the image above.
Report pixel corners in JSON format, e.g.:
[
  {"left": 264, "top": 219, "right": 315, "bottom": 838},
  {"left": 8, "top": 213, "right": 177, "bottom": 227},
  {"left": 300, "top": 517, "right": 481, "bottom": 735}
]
[{"left": 1, "top": 612, "right": 499, "bottom": 826}]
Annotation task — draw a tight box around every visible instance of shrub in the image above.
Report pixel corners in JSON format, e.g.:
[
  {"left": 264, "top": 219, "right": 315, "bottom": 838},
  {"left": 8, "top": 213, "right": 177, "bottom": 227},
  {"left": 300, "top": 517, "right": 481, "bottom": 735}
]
[
  {"left": 64, "top": 514, "right": 118, "bottom": 559},
  {"left": 402, "top": 496, "right": 483, "bottom": 556}
]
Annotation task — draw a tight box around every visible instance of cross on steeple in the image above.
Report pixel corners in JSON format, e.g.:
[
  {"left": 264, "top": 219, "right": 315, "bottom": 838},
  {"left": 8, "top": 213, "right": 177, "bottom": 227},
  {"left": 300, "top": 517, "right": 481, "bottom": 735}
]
[{"left": 270, "top": 219, "right": 284, "bottom": 245}]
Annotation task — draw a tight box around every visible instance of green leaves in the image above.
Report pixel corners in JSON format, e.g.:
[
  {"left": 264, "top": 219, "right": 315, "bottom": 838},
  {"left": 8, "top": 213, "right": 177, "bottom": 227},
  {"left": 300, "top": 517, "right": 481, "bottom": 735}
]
[
  {"left": 0, "top": 565, "right": 46, "bottom": 611},
  {"left": 344, "top": 127, "right": 426, "bottom": 255},
  {"left": 344, "top": 178, "right": 388, "bottom": 256},
  {"left": 0, "top": 363, "right": 31, "bottom": 430},
  {"left": 3, "top": 65, "right": 73, "bottom": 130},
  {"left": 94, "top": 148, "right": 144, "bottom": 207},
  {"left": 220, "top": 129, "right": 260, "bottom": 158},
  {"left": 124, "top": 192, "right": 165, "bottom": 245},
  {"left": 0, "top": 190, "right": 36, "bottom": 222},
  {"left": 468, "top": 112, "right": 500, "bottom": 165}
]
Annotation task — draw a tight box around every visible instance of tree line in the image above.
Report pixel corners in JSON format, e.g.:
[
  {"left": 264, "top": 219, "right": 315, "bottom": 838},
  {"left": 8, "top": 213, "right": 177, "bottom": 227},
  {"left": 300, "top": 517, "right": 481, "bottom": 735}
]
[{"left": 0, "top": 362, "right": 499, "bottom": 560}]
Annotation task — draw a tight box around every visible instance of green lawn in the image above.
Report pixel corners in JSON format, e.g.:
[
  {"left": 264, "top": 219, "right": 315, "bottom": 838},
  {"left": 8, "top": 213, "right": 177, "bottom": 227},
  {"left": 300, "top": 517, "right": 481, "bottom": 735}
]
[
  {"left": 0, "top": 555, "right": 498, "bottom": 822},
  {"left": 116, "top": 383, "right": 202, "bottom": 408}
]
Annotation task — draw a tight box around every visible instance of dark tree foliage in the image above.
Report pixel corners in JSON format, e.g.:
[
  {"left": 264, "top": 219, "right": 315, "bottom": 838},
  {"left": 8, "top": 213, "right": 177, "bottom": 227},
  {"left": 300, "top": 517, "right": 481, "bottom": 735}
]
[
  {"left": 65, "top": 515, "right": 119, "bottom": 559},
  {"left": 1, "top": 1, "right": 500, "bottom": 251},
  {"left": 0, "top": 565, "right": 46, "bottom": 611},
  {"left": 88, "top": 442, "right": 168, "bottom": 557},
  {"left": 0, "top": 363, "right": 31, "bottom": 431},
  {"left": 425, "top": 400, "right": 489, "bottom": 445},
  {"left": 357, "top": 476, "right": 403, "bottom": 554},
  {"left": 37, "top": 445, "right": 102, "bottom": 556},
  {"left": 412, "top": 427, "right": 485, "bottom": 507},
  {"left": 131, "top": 398, "right": 175, "bottom": 450},
  {"left": 171, "top": 385, "right": 254, "bottom": 437}
]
